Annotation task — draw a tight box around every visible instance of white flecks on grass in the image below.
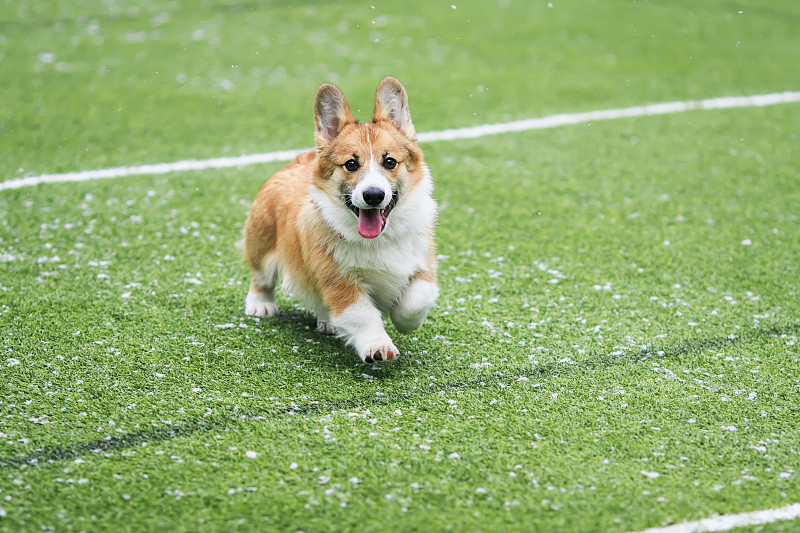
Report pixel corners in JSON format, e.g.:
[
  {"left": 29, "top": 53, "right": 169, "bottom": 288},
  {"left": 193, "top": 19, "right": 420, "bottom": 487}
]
[{"left": 245, "top": 450, "right": 257, "bottom": 459}]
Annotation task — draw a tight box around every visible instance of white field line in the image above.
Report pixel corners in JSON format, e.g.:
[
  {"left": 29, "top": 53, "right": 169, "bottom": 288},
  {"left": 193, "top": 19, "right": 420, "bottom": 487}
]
[
  {"left": 416, "top": 90, "right": 800, "bottom": 142},
  {"left": 2, "top": 90, "right": 799, "bottom": 192},
  {"left": 1, "top": 149, "right": 309, "bottom": 192},
  {"left": 631, "top": 502, "right": 800, "bottom": 533}
]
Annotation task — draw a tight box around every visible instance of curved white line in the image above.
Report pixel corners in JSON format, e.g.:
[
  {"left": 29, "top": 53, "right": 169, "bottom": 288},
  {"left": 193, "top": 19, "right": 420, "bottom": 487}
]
[
  {"left": 416, "top": 91, "right": 800, "bottom": 143},
  {"left": 2, "top": 91, "right": 799, "bottom": 192},
  {"left": 1, "top": 149, "right": 308, "bottom": 192},
  {"left": 631, "top": 502, "right": 800, "bottom": 533}
]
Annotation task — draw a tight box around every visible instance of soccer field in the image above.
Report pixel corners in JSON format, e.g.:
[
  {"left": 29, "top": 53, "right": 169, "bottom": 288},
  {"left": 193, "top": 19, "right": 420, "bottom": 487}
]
[{"left": 2, "top": 1, "right": 799, "bottom": 531}]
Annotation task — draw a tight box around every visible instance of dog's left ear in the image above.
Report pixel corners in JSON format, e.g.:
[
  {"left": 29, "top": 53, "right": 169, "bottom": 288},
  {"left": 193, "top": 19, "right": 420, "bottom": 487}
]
[
  {"left": 314, "top": 83, "right": 356, "bottom": 147},
  {"left": 373, "top": 77, "right": 416, "bottom": 139}
]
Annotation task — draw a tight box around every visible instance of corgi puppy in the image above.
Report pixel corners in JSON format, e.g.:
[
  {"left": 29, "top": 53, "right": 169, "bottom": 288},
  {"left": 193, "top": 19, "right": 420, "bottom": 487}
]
[{"left": 242, "top": 77, "right": 439, "bottom": 363}]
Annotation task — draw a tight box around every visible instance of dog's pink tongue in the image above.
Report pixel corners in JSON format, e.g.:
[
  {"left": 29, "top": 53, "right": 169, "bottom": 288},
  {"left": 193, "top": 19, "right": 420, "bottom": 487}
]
[{"left": 357, "top": 209, "right": 383, "bottom": 239}]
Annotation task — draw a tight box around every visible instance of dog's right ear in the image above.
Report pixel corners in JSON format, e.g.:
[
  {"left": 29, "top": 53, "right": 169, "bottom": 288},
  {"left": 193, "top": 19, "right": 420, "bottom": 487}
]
[
  {"left": 373, "top": 77, "right": 415, "bottom": 139},
  {"left": 313, "top": 84, "right": 356, "bottom": 147}
]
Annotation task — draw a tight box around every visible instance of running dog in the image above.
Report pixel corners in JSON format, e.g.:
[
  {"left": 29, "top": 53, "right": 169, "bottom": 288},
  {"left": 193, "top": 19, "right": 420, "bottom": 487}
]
[{"left": 242, "top": 77, "right": 438, "bottom": 362}]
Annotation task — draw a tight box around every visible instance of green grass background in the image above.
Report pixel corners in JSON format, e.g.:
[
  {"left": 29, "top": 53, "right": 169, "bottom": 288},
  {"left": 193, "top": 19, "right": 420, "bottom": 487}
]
[{"left": 1, "top": 0, "right": 799, "bottom": 531}]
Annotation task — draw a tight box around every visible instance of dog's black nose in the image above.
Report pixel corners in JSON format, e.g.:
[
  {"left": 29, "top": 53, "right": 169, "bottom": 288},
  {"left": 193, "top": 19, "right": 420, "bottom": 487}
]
[{"left": 362, "top": 187, "right": 385, "bottom": 207}]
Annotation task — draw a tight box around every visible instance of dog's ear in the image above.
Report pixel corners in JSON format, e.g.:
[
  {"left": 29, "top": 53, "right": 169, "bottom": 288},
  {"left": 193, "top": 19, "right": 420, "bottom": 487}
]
[
  {"left": 314, "top": 83, "right": 356, "bottom": 147},
  {"left": 373, "top": 77, "right": 415, "bottom": 139}
]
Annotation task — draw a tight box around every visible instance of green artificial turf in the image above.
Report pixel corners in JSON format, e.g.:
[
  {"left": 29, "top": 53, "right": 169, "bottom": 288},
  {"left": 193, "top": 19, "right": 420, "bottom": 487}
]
[{"left": 2, "top": 0, "right": 799, "bottom": 532}]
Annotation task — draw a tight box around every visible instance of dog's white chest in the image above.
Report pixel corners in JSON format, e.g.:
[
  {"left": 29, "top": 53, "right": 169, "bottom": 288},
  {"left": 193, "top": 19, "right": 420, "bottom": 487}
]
[{"left": 333, "top": 235, "right": 428, "bottom": 311}]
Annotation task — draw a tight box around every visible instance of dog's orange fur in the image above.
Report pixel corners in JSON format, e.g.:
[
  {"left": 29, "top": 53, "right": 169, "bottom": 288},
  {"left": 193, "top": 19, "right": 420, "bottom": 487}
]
[{"left": 245, "top": 153, "right": 359, "bottom": 315}]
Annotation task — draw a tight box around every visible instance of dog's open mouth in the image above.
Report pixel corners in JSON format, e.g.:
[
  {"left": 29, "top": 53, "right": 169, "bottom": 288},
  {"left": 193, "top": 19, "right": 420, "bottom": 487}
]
[{"left": 345, "top": 192, "right": 398, "bottom": 239}]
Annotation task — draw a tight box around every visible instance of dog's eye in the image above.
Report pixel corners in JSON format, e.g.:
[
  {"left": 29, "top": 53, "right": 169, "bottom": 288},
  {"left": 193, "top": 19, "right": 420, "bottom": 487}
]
[
  {"left": 383, "top": 157, "right": 397, "bottom": 170},
  {"left": 343, "top": 159, "right": 359, "bottom": 172}
]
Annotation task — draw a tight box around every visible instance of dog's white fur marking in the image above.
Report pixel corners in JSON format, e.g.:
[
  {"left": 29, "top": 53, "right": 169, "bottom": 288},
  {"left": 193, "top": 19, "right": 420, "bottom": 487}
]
[
  {"left": 351, "top": 126, "right": 393, "bottom": 210},
  {"left": 330, "top": 294, "right": 398, "bottom": 361},
  {"left": 351, "top": 155, "right": 392, "bottom": 210},
  {"left": 310, "top": 164, "right": 435, "bottom": 246},
  {"left": 308, "top": 165, "right": 436, "bottom": 314}
]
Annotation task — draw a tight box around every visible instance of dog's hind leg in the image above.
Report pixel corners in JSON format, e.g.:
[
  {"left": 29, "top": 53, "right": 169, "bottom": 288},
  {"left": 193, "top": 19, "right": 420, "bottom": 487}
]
[
  {"left": 245, "top": 279, "right": 277, "bottom": 318},
  {"left": 244, "top": 259, "right": 279, "bottom": 318},
  {"left": 315, "top": 312, "right": 337, "bottom": 335}
]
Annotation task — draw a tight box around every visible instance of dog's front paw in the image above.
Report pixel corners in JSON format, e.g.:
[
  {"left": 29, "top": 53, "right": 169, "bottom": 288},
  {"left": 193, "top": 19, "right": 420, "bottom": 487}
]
[
  {"left": 360, "top": 339, "right": 399, "bottom": 363},
  {"left": 391, "top": 279, "right": 439, "bottom": 333},
  {"left": 329, "top": 294, "right": 399, "bottom": 363},
  {"left": 245, "top": 290, "right": 278, "bottom": 318}
]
